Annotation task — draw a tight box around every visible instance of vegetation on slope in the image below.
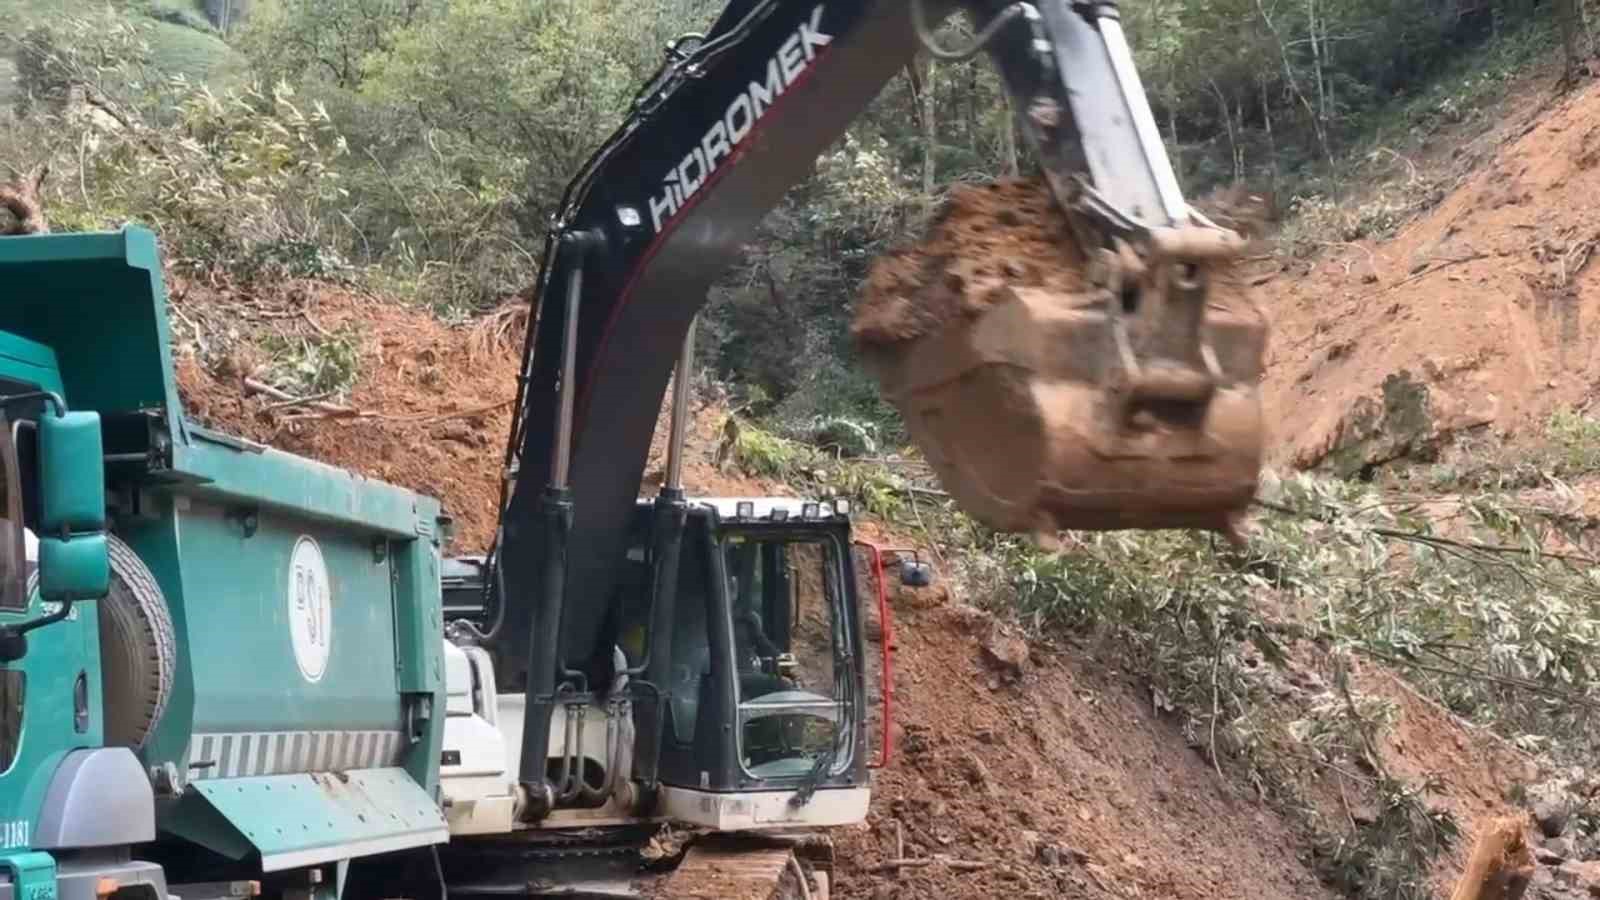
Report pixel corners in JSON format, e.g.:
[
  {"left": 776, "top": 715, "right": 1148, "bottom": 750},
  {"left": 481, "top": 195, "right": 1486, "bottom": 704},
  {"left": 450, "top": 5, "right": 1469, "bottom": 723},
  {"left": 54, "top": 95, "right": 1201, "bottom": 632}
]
[{"left": 4, "top": 0, "right": 1593, "bottom": 434}]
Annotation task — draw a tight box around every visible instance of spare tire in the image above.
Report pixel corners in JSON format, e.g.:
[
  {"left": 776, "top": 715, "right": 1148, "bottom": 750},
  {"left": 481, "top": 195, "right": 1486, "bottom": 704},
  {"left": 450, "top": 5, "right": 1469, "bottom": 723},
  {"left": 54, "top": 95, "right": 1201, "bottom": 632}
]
[{"left": 96, "top": 535, "right": 176, "bottom": 749}]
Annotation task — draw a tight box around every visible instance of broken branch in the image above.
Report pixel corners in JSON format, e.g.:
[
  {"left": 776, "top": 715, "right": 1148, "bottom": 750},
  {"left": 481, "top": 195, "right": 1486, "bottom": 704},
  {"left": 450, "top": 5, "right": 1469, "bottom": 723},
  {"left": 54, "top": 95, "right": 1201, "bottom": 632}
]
[
  {"left": 865, "top": 857, "right": 990, "bottom": 874},
  {"left": 1369, "top": 253, "right": 1490, "bottom": 296},
  {"left": 1448, "top": 815, "right": 1533, "bottom": 900},
  {"left": 243, "top": 377, "right": 359, "bottom": 417}
]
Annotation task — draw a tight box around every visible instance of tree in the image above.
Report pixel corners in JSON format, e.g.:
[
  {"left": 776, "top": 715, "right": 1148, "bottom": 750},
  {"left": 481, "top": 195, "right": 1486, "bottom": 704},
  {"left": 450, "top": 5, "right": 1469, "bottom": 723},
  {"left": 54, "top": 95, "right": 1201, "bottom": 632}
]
[
  {"left": 1556, "top": 0, "right": 1591, "bottom": 88},
  {"left": 235, "top": 0, "right": 435, "bottom": 89}
]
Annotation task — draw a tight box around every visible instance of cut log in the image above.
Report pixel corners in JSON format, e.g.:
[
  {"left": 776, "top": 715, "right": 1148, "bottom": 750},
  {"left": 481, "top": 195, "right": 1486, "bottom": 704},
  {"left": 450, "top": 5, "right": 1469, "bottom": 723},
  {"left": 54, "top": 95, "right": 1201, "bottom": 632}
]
[{"left": 1449, "top": 815, "right": 1535, "bottom": 900}]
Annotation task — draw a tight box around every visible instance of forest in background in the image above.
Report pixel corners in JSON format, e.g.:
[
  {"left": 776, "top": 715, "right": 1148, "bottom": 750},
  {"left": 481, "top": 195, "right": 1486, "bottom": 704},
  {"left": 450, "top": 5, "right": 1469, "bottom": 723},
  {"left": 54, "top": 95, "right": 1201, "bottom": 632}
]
[{"left": 0, "top": 0, "right": 1592, "bottom": 437}]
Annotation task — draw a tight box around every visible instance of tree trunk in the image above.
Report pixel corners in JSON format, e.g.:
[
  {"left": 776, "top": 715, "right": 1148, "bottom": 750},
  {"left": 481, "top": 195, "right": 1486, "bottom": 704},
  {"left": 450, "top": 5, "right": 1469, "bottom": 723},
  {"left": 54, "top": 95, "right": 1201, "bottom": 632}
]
[
  {"left": 1000, "top": 91, "right": 1019, "bottom": 176},
  {"left": 1559, "top": 0, "right": 1585, "bottom": 86},
  {"left": 1309, "top": 0, "right": 1327, "bottom": 123},
  {"left": 1209, "top": 79, "right": 1240, "bottom": 183},
  {"left": 1257, "top": 0, "right": 1332, "bottom": 164},
  {"left": 1235, "top": 97, "right": 1246, "bottom": 180},
  {"left": 1261, "top": 76, "right": 1279, "bottom": 192},
  {"left": 921, "top": 56, "right": 937, "bottom": 215}
]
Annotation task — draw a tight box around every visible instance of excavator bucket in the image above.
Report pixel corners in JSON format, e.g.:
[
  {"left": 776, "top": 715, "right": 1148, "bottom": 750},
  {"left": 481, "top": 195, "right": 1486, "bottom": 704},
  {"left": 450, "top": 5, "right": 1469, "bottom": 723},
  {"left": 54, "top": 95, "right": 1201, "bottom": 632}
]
[{"left": 852, "top": 178, "right": 1268, "bottom": 535}]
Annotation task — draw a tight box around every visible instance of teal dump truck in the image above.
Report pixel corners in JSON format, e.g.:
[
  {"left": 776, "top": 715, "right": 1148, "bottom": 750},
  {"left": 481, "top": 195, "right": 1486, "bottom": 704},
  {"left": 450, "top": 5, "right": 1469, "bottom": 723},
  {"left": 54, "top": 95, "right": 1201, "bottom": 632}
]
[{"left": 0, "top": 226, "right": 449, "bottom": 900}]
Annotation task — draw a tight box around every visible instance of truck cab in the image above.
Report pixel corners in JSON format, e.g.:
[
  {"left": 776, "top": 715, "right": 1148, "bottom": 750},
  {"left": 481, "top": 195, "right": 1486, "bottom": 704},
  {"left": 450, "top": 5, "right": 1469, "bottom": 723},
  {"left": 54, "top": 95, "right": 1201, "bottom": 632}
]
[{"left": 0, "top": 328, "right": 147, "bottom": 900}]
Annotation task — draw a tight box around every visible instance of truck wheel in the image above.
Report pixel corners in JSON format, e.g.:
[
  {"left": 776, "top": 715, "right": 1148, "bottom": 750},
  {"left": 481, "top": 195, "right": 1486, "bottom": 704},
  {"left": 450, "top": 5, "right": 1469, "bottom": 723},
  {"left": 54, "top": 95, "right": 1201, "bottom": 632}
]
[{"left": 98, "top": 535, "right": 176, "bottom": 749}]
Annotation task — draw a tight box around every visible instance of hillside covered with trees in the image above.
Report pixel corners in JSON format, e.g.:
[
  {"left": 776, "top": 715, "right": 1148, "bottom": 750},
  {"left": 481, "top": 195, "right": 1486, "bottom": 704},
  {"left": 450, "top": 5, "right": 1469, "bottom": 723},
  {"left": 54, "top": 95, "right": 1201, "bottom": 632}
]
[{"left": 1, "top": 0, "right": 1590, "bottom": 434}]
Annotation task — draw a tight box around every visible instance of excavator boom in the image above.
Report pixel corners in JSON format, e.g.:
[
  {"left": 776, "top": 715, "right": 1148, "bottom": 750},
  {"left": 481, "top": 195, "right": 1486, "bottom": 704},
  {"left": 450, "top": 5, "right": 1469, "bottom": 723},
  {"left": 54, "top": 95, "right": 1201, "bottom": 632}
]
[{"left": 485, "top": 0, "right": 1267, "bottom": 801}]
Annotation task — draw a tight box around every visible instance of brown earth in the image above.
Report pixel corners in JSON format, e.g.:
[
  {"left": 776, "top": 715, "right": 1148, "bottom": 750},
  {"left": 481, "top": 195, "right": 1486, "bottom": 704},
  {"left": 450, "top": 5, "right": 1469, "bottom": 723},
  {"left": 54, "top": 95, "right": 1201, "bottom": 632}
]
[
  {"left": 848, "top": 176, "right": 1271, "bottom": 536},
  {"left": 1259, "top": 73, "right": 1600, "bottom": 475},
  {"left": 833, "top": 595, "right": 1336, "bottom": 900},
  {"left": 850, "top": 176, "right": 1268, "bottom": 350},
  {"left": 171, "top": 279, "right": 770, "bottom": 554},
  {"left": 850, "top": 177, "right": 1087, "bottom": 348},
  {"left": 832, "top": 518, "right": 1539, "bottom": 899},
  {"left": 158, "top": 67, "right": 1598, "bottom": 896},
  {"left": 164, "top": 278, "right": 1548, "bottom": 900}
]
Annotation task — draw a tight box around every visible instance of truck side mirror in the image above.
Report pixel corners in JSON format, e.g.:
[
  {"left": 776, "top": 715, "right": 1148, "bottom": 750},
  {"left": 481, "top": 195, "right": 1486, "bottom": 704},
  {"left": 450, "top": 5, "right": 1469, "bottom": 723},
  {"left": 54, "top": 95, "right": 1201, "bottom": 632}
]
[{"left": 37, "top": 411, "right": 109, "bottom": 603}]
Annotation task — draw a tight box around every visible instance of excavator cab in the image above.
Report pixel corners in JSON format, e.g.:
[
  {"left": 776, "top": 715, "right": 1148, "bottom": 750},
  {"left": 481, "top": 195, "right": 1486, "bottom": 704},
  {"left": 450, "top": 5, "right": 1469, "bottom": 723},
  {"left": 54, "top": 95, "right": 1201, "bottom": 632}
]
[
  {"left": 649, "top": 500, "right": 870, "bottom": 820},
  {"left": 436, "top": 498, "right": 883, "bottom": 841}
]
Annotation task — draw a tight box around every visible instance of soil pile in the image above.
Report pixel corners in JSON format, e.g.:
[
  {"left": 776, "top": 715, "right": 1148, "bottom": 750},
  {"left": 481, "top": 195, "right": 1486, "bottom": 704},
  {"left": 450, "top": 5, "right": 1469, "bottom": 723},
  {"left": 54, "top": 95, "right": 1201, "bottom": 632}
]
[
  {"left": 174, "top": 282, "right": 519, "bottom": 553},
  {"left": 832, "top": 594, "right": 1336, "bottom": 899},
  {"left": 165, "top": 273, "right": 1544, "bottom": 900},
  {"left": 172, "top": 281, "right": 757, "bottom": 554},
  {"left": 850, "top": 178, "right": 1086, "bottom": 347}
]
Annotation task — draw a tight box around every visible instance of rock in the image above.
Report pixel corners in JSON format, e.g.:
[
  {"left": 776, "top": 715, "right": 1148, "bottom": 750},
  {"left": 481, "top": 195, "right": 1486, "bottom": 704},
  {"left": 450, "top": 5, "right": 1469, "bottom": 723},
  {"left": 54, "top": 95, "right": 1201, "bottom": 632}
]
[
  {"left": 1532, "top": 779, "right": 1581, "bottom": 838},
  {"left": 980, "top": 625, "right": 1031, "bottom": 682},
  {"left": 901, "top": 725, "right": 932, "bottom": 756},
  {"left": 957, "top": 751, "right": 994, "bottom": 794},
  {"left": 1539, "top": 841, "right": 1572, "bottom": 865},
  {"left": 1292, "top": 369, "right": 1441, "bottom": 474},
  {"left": 1553, "top": 858, "right": 1600, "bottom": 892}
]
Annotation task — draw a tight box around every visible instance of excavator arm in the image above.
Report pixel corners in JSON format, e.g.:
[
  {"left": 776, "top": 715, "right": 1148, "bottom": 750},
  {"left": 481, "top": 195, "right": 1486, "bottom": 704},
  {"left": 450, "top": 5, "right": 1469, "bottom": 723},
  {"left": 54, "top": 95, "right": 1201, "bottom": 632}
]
[{"left": 483, "top": 0, "right": 1267, "bottom": 812}]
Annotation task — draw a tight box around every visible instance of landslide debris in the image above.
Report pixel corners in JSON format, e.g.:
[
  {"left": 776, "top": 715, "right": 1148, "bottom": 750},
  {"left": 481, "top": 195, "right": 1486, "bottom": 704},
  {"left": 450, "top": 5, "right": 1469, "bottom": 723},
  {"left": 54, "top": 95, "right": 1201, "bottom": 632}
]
[{"left": 850, "top": 178, "right": 1087, "bottom": 348}]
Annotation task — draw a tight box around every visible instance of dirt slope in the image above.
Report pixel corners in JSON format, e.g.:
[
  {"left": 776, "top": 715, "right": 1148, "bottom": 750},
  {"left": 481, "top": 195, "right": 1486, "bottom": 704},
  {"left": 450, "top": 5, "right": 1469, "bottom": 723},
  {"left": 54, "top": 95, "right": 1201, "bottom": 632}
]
[
  {"left": 172, "top": 280, "right": 769, "bottom": 553},
  {"left": 833, "top": 583, "right": 1336, "bottom": 899},
  {"left": 162, "top": 268, "right": 1553, "bottom": 898},
  {"left": 833, "top": 527, "right": 1540, "bottom": 899},
  {"left": 1261, "top": 75, "right": 1600, "bottom": 474}
]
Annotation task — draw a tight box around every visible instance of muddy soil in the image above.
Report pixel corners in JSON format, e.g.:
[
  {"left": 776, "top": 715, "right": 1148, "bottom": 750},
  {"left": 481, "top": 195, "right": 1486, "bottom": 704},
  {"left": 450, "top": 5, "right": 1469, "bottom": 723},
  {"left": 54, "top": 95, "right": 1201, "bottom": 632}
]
[
  {"left": 832, "top": 580, "right": 1337, "bottom": 900},
  {"left": 850, "top": 178, "right": 1087, "bottom": 348},
  {"left": 1259, "top": 75, "right": 1600, "bottom": 473},
  {"left": 165, "top": 271, "right": 1543, "bottom": 900},
  {"left": 173, "top": 280, "right": 766, "bottom": 554}
]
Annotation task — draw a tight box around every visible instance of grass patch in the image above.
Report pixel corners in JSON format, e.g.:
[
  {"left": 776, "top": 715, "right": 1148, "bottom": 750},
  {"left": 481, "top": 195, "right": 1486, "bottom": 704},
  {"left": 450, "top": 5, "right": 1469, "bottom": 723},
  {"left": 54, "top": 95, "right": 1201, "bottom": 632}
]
[{"left": 260, "top": 328, "right": 362, "bottom": 401}]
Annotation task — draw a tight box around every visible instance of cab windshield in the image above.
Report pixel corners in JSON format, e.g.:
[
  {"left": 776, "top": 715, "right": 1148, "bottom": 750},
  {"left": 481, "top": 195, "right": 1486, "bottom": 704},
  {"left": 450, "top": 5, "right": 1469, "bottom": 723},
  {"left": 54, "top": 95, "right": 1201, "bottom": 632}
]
[{"left": 724, "top": 530, "right": 854, "bottom": 780}]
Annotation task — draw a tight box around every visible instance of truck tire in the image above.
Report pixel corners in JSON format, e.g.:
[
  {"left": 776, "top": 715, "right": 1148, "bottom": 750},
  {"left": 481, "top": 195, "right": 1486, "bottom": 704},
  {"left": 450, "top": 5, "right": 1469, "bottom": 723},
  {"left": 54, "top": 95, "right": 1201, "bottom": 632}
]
[{"left": 98, "top": 535, "right": 176, "bottom": 750}]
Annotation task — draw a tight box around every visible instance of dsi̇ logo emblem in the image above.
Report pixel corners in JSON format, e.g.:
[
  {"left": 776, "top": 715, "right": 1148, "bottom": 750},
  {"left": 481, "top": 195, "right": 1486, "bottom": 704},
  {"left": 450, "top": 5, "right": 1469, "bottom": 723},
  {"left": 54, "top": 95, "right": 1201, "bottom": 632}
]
[{"left": 288, "top": 536, "right": 332, "bottom": 682}]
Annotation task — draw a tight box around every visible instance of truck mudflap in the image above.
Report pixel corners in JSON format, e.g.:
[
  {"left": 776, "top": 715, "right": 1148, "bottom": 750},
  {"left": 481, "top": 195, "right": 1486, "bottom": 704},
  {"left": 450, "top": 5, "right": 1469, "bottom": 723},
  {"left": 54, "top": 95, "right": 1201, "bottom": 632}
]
[{"left": 163, "top": 767, "right": 447, "bottom": 873}]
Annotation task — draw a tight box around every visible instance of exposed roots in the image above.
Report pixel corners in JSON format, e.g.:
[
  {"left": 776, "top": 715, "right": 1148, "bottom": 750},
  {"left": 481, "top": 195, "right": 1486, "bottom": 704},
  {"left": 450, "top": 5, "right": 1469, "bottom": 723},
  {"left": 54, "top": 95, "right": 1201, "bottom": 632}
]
[{"left": 468, "top": 298, "right": 530, "bottom": 361}]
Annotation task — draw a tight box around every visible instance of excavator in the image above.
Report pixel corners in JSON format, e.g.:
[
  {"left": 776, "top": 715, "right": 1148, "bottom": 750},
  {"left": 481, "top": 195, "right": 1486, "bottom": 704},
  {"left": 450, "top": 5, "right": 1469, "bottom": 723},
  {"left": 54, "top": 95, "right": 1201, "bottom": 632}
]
[{"left": 421, "top": 0, "right": 1269, "bottom": 896}]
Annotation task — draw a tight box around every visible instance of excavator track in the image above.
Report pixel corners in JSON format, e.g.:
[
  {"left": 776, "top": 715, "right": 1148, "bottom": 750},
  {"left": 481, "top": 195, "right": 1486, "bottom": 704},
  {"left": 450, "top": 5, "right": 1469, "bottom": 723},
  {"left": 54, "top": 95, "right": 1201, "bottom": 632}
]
[{"left": 654, "top": 834, "right": 830, "bottom": 900}]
